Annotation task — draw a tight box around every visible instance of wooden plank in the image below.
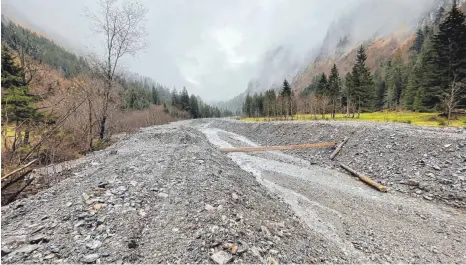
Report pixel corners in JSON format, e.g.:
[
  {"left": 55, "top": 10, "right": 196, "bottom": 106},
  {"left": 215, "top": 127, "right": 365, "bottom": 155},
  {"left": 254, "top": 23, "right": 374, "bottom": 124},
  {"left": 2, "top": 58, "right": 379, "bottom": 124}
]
[
  {"left": 330, "top": 137, "right": 349, "bottom": 160},
  {"left": 219, "top": 142, "right": 336, "bottom": 153},
  {"left": 340, "top": 163, "right": 387, "bottom": 192}
]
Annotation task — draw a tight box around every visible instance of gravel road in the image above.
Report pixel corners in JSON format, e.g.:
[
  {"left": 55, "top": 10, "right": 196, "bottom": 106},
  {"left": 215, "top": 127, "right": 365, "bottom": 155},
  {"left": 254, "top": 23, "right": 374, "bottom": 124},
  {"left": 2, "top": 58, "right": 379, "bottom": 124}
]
[{"left": 2, "top": 118, "right": 465, "bottom": 264}]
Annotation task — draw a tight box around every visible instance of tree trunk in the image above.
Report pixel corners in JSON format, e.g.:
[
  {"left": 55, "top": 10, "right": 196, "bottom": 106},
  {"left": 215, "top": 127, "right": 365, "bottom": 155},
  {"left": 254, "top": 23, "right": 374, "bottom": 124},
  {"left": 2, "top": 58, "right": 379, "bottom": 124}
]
[
  {"left": 23, "top": 126, "right": 30, "bottom": 145},
  {"left": 88, "top": 98, "right": 94, "bottom": 150}
]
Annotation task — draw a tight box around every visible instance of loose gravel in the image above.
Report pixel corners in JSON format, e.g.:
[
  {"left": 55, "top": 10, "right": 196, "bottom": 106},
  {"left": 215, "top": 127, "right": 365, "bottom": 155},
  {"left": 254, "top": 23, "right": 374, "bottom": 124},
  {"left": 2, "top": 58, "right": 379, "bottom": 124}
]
[
  {"left": 209, "top": 119, "right": 466, "bottom": 208},
  {"left": 1, "top": 121, "right": 353, "bottom": 264}
]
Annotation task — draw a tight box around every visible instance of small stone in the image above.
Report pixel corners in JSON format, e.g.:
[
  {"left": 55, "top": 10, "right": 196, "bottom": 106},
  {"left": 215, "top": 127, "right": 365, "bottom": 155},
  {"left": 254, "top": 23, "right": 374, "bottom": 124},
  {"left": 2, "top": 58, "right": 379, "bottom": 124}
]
[
  {"left": 415, "top": 190, "right": 423, "bottom": 195},
  {"left": 82, "top": 253, "right": 99, "bottom": 263},
  {"left": 205, "top": 204, "right": 215, "bottom": 211},
  {"left": 2, "top": 235, "right": 28, "bottom": 245},
  {"left": 97, "top": 181, "right": 108, "bottom": 188},
  {"left": 232, "top": 193, "right": 239, "bottom": 200},
  {"left": 66, "top": 202, "right": 73, "bottom": 207},
  {"left": 93, "top": 203, "right": 104, "bottom": 210},
  {"left": 210, "top": 251, "right": 232, "bottom": 265},
  {"left": 130, "top": 180, "right": 138, "bottom": 186},
  {"left": 444, "top": 144, "right": 452, "bottom": 148},
  {"left": 172, "top": 228, "right": 179, "bottom": 232},
  {"left": 29, "top": 234, "right": 48, "bottom": 244},
  {"left": 268, "top": 256, "right": 278, "bottom": 264},
  {"left": 97, "top": 216, "right": 106, "bottom": 225},
  {"left": 86, "top": 240, "right": 102, "bottom": 250},
  {"left": 423, "top": 195, "right": 433, "bottom": 201},
  {"left": 44, "top": 253, "right": 56, "bottom": 260},
  {"left": 109, "top": 150, "right": 118, "bottom": 155},
  {"left": 158, "top": 192, "right": 168, "bottom": 198},
  {"left": 138, "top": 209, "right": 147, "bottom": 217},
  {"left": 406, "top": 179, "right": 419, "bottom": 186},
  {"left": 432, "top": 165, "right": 441, "bottom": 171},
  {"left": 14, "top": 244, "right": 39, "bottom": 254},
  {"left": 82, "top": 193, "right": 90, "bottom": 201},
  {"left": 1, "top": 247, "right": 11, "bottom": 257},
  {"left": 261, "top": 226, "right": 272, "bottom": 237}
]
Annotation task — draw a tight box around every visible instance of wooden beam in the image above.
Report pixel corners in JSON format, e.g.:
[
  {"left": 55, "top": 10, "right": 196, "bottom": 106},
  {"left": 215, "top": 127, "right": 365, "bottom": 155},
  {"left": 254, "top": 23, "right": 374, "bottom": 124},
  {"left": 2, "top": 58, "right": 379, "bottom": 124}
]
[
  {"left": 340, "top": 163, "right": 387, "bottom": 192},
  {"left": 219, "top": 142, "right": 336, "bottom": 153},
  {"left": 330, "top": 137, "right": 349, "bottom": 160}
]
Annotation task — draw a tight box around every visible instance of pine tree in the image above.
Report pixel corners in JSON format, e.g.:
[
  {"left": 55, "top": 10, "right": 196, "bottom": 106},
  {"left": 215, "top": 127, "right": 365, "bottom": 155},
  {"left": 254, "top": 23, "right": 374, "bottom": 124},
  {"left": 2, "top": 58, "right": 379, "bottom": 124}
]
[
  {"left": 171, "top": 88, "right": 179, "bottom": 108},
  {"left": 151, "top": 86, "right": 159, "bottom": 105},
  {"left": 189, "top": 95, "right": 199, "bottom": 118},
  {"left": 280, "top": 79, "right": 292, "bottom": 117},
  {"left": 316, "top": 73, "right": 328, "bottom": 95},
  {"left": 1, "top": 45, "right": 40, "bottom": 124},
  {"left": 180, "top": 87, "right": 190, "bottom": 112},
  {"left": 426, "top": 0, "right": 466, "bottom": 110},
  {"left": 351, "top": 45, "right": 374, "bottom": 117},
  {"left": 328, "top": 64, "right": 341, "bottom": 118},
  {"left": 412, "top": 28, "right": 425, "bottom": 53}
]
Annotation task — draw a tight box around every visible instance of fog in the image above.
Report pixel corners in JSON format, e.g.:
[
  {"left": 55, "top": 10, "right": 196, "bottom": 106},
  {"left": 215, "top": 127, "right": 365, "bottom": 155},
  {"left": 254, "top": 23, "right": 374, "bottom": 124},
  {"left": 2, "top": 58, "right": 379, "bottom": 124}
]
[{"left": 2, "top": 0, "right": 442, "bottom": 102}]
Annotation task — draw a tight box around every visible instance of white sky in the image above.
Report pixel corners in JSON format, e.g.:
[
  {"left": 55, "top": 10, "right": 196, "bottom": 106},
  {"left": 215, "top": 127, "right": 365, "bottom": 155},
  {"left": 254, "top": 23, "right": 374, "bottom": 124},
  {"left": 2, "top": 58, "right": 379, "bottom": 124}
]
[{"left": 1, "top": 0, "right": 436, "bottom": 102}]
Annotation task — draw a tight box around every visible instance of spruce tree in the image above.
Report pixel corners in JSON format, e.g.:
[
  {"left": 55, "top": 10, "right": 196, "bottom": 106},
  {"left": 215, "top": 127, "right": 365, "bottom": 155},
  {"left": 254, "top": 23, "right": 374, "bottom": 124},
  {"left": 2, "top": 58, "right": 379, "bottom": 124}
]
[
  {"left": 180, "top": 87, "right": 190, "bottom": 112},
  {"left": 412, "top": 28, "right": 425, "bottom": 53},
  {"left": 151, "top": 86, "right": 159, "bottom": 105},
  {"left": 328, "top": 64, "right": 341, "bottom": 118},
  {"left": 426, "top": 0, "right": 466, "bottom": 110},
  {"left": 351, "top": 45, "right": 374, "bottom": 116},
  {"left": 316, "top": 73, "right": 328, "bottom": 95},
  {"left": 1, "top": 45, "right": 40, "bottom": 124},
  {"left": 189, "top": 95, "right": 199, "bottom": 118}
]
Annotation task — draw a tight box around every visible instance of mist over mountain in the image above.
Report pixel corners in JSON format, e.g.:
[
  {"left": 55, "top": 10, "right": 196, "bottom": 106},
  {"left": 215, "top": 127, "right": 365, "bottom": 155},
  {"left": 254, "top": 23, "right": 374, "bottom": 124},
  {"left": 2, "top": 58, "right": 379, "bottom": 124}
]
[{"left": 220, "top": 0, "right": 463, "bottom": 112}]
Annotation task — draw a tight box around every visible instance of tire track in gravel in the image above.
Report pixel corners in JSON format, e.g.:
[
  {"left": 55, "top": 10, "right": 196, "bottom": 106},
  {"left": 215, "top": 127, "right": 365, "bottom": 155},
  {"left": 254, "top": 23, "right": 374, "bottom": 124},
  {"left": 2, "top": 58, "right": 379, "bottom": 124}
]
[{"left": 199, "top": 125, "right": 466, "bottom": 263}]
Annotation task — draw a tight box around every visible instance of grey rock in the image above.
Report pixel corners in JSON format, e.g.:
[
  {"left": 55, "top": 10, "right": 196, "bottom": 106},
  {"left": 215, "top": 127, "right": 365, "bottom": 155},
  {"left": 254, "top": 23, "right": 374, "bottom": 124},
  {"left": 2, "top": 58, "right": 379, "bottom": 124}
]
[
  {"left": 158, "top": 192, "right": 168, "bottom": 198},
  {"left": 29, "top": 234, "right": 48, "bottom": 244},
  {"left": 210, "top": 251, "right": 232, "bottom": 265},
  {"left": 205, "top": 204, "right": 216, "bottom": 211},
  {"left": 14, "top": 244, "right": 39, "bottom": 254},
  {"left": 82, "top": 253, "right": 100, "bottom": 263},
  {"left": 85, "top": 240, "right": 102, "bottom": 250}
]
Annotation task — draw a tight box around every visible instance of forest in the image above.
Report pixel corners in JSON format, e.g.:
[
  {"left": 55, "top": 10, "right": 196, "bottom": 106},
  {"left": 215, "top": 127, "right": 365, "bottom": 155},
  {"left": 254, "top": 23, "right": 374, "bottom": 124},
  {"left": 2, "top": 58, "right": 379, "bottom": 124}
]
[{"left": 242, "top": 2, "right": 466, "bottom": 125}]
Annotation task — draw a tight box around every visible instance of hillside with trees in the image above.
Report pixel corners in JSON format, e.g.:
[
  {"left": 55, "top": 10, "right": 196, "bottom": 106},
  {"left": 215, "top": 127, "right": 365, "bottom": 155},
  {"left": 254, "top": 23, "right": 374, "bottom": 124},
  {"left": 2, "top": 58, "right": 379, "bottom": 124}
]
[
  {"left": 242, "top": 1, "right": 466, "bottom": 124},
  {"left": 1, "top": 1, "right": 231, "bottom": 182}
]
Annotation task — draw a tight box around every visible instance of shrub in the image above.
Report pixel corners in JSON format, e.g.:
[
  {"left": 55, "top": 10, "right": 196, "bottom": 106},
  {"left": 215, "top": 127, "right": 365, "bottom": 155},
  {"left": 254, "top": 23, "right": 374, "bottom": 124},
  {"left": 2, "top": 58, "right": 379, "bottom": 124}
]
[{"left": 437, "top": 117, "right": 447, "bottom": 126}]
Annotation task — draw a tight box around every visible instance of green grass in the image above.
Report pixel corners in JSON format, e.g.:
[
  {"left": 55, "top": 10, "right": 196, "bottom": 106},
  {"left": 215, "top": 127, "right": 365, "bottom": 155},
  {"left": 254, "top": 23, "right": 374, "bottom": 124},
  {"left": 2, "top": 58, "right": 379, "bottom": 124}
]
[{"left": 243, "top": 111, "right": 466, "bottom": 127}]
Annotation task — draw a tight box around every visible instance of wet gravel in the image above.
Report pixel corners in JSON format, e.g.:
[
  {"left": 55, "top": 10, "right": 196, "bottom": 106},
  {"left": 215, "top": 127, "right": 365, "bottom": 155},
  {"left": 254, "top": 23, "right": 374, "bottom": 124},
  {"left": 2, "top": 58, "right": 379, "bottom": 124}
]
[{"left": 209, "top": 119, "right": 466, "bottom": 208}]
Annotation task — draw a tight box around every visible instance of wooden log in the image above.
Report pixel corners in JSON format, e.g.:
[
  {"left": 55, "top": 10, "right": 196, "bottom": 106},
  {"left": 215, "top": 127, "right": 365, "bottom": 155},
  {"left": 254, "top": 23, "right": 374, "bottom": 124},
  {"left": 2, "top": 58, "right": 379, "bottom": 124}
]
[
  {"left": 330, "top": 137, "right": 349, "bottom": 160},
  {"left": 340, "top": 163, "right": 387, "bottom": 192},
  {"left": 6, "top": 177, "right": 35, "bottom": 204},
  {"left": 1, "top": 169, "right": 33, "bottom": 191},
  {"left": 1, "top": 159, "right": 37, "bottom": 181},
  {"left": 219, "top": 142, "right": 336, "bottom": 153}
]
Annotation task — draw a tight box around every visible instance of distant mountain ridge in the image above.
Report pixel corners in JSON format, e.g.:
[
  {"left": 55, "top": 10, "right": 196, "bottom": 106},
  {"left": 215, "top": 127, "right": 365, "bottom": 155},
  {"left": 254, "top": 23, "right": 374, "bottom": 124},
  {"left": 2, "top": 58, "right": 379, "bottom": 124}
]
[{"left": 221, "top": 0, "right": 465, "bottom": 112}]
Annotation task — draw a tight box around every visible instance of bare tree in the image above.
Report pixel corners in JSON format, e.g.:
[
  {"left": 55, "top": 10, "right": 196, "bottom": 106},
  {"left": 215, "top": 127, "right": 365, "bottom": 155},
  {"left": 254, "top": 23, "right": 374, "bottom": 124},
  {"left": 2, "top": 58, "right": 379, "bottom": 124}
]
[
  {"left": 443, "top": 74, "right": 465, "bottom": 125},
  {"left": 86, "top": 0, "right": 148, "bottom": 139}
]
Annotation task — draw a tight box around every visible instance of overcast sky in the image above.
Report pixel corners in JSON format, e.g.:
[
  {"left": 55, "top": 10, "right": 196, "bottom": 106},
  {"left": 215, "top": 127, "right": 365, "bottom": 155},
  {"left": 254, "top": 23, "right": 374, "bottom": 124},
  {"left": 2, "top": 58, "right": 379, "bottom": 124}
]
[{"left": 2, "top": 0, "right": 365, "bottom": 101}]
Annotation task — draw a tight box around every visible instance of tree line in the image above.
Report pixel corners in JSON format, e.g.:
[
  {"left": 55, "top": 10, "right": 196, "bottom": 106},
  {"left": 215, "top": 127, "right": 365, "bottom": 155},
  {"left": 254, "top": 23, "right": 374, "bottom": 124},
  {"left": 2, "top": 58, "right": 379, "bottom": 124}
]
[{"left": 243, "top": 1, "right": 466, "bottom": 122}]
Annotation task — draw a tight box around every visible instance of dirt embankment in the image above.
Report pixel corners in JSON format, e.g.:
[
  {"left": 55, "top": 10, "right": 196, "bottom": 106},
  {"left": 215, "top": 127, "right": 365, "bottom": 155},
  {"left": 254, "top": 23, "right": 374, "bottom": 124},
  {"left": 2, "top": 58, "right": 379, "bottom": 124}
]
[{"left": 210, "top": 119, "right": 466, "bottom": 208}]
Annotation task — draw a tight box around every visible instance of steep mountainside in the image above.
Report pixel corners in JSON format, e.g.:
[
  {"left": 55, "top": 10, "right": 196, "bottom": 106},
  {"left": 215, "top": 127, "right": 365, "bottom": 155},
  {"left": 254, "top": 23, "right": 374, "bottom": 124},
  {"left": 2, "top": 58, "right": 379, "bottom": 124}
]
[{"left": 222, "top": 0, "right": 464, "bottom": 111}]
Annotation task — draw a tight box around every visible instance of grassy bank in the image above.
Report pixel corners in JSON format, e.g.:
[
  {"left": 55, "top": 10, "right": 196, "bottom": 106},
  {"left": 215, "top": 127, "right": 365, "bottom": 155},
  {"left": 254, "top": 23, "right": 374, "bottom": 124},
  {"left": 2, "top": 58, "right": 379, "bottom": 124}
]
[{"left": 243, "top": 111, "right": 466, "bottom": 127}]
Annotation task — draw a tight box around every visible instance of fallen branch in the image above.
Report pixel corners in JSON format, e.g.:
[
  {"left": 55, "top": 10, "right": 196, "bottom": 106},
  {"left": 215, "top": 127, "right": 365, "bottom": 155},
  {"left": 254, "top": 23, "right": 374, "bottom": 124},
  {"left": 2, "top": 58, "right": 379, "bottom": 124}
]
[
  {"left": 219, "top": 142, "right": 337, "bottom": 153},
  {"left": 330, "top": 137, "right": 349, "bottom": 160},
  {"left": 6, "top": 177, "right": 35, "bottom": 204},
  {"left": 1, "top": 169, "right": 33, "bottom": 191},
  {"left": 340, "top": 163, "right": 387, "bottom": 192},
  {"left": 1, "top": 159, "right": 37, "bottom": 181}
]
